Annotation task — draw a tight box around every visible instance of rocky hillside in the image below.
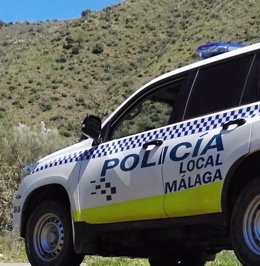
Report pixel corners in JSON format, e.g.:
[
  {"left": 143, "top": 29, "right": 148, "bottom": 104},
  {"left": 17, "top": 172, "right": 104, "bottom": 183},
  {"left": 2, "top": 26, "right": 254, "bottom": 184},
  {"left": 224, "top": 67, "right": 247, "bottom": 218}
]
[{"left": 0, "top": 0, "right": 259, "bottom": 138}]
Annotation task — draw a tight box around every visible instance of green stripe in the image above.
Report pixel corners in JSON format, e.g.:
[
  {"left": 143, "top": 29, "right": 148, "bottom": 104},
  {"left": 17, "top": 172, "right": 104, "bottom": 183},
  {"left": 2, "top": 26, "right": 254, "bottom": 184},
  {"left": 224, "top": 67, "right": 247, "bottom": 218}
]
[
  {"left": 73, "top": 195, "right": 166, "bottom": 224},
  {"left": 164, "top": 182, "right": 223, "bottom": 217},
  {"left": 73, "top": 182, "right": 223, "bottom": 224}
]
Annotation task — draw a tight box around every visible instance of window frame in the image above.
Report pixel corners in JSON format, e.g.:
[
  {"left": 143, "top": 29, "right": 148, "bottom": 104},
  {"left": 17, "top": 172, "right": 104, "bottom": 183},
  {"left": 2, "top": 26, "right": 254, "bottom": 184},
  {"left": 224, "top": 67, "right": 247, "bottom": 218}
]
[
  {"left": 183, "top": 52, "right": 256, "bottom": 120},
  {"left": 240, "top": 53, "right": 260, "bottom": 104},
  {"left": 101, "top": 71, "right": 196, "bottom": 142}
]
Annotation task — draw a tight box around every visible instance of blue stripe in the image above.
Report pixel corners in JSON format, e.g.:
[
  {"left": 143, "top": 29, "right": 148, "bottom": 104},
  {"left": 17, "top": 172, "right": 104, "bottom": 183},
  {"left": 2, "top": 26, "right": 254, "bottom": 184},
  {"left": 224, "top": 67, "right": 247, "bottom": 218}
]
[{"left": 32, "top": 104, "right": 260, "bottom": 174}]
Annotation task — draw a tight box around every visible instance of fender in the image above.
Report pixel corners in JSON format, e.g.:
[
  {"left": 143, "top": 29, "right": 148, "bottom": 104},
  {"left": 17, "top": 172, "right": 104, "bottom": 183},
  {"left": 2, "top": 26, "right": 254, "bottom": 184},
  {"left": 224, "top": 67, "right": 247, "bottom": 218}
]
[
  {"left": 23, "top": 171, "right": 79, "bottom": 211},
  {"left": 19, "top": 171, "right": 79, "bottom": 237},
  {"left": 221, "top": 151, "right": 260, "bottom": 219},
  {"left": 221, "top": 155, "right": 247, "bottom": 218}
]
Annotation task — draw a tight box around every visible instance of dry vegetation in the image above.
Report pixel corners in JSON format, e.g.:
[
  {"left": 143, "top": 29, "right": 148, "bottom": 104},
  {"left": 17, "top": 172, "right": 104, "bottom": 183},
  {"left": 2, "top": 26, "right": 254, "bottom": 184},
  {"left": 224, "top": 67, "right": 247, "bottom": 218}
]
[{"left": 0, "top": 0, "right": 259, "bottom": 137}]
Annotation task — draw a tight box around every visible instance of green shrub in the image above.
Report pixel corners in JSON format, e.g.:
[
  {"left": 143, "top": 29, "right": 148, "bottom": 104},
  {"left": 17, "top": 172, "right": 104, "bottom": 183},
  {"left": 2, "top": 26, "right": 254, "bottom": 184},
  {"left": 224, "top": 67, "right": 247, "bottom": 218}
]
[
  {"left": 0, "top": 163, "right": 20, "bottom": 231},
  {"left": 0, "top": 20, "right": 5, "bottom": 28},
  {"left": 92, "top": 43, "right": 104, "bottom": 54},
  {"left": 81, "top": 9, "right": 91, "bottom": 18},
  {"left": 0, "top": 121, "right": 70, "bottom": 230}
]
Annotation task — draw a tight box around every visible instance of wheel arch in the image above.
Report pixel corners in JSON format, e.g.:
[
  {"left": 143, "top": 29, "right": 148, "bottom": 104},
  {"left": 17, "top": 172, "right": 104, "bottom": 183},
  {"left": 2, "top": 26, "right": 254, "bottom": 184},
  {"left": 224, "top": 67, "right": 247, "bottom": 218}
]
[
  {"left": 221, "top": 151, "right": 260, "bottom": 220},
  {"left": 21, "top": 184, "right": 71, "bottom": 237}
]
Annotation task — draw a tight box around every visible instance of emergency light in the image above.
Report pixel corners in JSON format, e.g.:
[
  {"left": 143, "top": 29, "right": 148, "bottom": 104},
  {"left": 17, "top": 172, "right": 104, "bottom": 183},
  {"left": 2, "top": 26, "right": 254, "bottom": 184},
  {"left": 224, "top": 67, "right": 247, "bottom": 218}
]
[{"left": 197, "top": 42, "right": 246, "bottom": 59}]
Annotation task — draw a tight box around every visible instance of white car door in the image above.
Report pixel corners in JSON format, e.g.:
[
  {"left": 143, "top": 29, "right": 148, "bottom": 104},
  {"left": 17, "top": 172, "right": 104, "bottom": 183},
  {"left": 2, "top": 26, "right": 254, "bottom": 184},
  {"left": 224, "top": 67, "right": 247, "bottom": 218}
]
[
  {"left": 76, "top": 127, "right": 168, "bottom": 224},
  {"left": 163, "top": 53, "right": 257, "bottom": 218},
  {"left": 76, "top": 81, "right": 186, "bottom": 224}
]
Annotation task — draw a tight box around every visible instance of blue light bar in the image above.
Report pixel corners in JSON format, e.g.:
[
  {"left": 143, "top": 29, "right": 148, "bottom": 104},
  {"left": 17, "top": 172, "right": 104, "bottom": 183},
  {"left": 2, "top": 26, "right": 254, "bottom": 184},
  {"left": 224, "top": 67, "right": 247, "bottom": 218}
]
[{"left": 197, "top": 42, "right": 246, "bottom": 59}]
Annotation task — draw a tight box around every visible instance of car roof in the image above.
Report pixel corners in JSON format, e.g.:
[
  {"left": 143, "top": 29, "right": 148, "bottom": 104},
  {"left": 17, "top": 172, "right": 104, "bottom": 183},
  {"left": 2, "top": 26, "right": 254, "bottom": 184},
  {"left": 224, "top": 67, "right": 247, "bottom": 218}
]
[
  {"left": 103, "top": 42, "right": 260, "bottom": 126},
  {"left": 142, "top": 42, "right": 260, "bottom": 90}
]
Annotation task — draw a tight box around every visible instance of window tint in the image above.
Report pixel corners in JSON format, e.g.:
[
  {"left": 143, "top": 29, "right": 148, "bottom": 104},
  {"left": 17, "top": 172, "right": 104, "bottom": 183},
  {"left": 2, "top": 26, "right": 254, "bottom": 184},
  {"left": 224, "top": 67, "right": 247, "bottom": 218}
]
[
  {"left": 241, "top": 54, "right": 260, "bottom": 105},
  {"left": 110, "top": 79, "right": 184, "bottom": 140},
  {"left": 185, "top": 55, "right": 254, "bottom": 119}
]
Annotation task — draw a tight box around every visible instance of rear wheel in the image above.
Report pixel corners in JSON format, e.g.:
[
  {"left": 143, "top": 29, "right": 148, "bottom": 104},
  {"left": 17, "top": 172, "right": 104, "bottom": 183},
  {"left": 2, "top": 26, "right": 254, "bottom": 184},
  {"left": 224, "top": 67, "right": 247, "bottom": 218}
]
[
  {"left": 231, "top": 178, "right": 260, "bottom": 266},
  {"left": 25, "top": 200, "right": 84, "bottom": 266}
]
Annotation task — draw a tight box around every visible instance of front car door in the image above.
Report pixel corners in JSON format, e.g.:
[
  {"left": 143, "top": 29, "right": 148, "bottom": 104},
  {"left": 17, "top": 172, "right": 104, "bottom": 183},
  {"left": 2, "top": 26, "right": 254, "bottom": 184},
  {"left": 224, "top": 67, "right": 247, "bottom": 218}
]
[{"left": 76, "top": 76, "right": 190, "bottom": 224}]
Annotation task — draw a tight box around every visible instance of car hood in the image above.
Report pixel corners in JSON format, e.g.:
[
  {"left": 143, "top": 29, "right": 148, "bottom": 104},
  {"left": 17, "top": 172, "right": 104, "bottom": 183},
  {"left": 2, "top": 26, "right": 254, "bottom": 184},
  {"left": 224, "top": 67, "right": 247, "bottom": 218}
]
[{"left": 38, "top": 138, "right": 93, "bottom": 164}]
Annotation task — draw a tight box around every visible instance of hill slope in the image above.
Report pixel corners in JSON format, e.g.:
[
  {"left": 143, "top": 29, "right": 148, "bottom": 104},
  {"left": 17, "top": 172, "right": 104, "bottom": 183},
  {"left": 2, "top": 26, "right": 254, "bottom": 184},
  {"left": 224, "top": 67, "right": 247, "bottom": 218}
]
[{"left": 0, "top": 0, "right": 259, "bottom": 137}]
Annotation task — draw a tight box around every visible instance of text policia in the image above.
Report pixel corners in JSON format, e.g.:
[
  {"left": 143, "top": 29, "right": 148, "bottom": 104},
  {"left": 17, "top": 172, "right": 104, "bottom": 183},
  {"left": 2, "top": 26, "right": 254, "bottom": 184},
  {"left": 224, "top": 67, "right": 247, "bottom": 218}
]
[{"left": 101, "top": 134, "right": 224, "bottom": 193}]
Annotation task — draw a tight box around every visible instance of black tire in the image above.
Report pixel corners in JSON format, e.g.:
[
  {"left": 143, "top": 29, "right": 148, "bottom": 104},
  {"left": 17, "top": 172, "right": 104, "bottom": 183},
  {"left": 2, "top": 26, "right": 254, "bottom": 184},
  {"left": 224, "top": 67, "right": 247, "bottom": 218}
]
[
  {"left": 25, "top": 200, "right": 84, "bottom": 266},
  {"left": 231, "top": 178, "right": 260, "bottom": 266},
  {"left": 149, "top": 253, "right": 206, "bottom": 266}
]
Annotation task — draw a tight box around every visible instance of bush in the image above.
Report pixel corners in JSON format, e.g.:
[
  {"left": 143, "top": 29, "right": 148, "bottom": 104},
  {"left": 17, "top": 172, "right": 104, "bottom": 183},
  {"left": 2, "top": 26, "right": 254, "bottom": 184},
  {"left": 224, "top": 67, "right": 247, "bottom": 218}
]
[
  {"left": 0, "top": 163, "right": 20, "bottom": 231},
  {"left": 81, "top": 9, "right": 91, "bottom": 18},
  {"left": 0, "top": 20, "right": 5, "bottom": 28},
  {"left": 92, "top": 43, "right": 104, "bottom": 54},
  {"left": 39, "top": 102, "right": 52, "bottom": 112},
  {"left": 71, "top": 46, "right": 80, "bottom": 55},
  {"left": 0, "top": 122, "right": 70, "bottom": 231}
]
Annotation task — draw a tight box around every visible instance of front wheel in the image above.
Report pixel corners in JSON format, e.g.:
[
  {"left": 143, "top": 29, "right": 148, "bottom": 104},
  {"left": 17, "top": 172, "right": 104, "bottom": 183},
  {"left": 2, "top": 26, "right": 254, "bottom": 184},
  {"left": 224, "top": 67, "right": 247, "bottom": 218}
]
[
  {"left": 25, "top": 200, "right": 84, "bottom": 266},
  {"left": 231, "top": 179, "right": 260, "bottom": 266}
]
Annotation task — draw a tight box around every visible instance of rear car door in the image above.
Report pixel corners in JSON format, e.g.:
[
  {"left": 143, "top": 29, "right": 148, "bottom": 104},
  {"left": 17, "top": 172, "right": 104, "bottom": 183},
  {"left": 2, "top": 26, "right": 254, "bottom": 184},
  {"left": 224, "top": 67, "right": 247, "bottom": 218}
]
[{"left": 163, "top": 53, "right": 258, "bottom": 218}]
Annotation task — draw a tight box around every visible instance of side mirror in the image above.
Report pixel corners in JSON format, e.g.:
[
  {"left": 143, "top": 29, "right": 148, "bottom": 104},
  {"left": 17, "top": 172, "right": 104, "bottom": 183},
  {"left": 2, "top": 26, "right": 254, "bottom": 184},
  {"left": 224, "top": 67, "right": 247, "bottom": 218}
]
[{"left": 81, "top": 115, "right": 101, "bottom": 144}]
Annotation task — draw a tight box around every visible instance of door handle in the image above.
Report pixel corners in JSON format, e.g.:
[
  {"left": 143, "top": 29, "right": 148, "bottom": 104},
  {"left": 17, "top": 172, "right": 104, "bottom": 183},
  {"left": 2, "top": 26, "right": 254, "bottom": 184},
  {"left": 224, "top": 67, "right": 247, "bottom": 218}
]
[
  {"left": 142, "top": 139, "right": 163, "bottom": 149},
  {"left": 222, "top": 118, "right": 246, "bottom": 130}
]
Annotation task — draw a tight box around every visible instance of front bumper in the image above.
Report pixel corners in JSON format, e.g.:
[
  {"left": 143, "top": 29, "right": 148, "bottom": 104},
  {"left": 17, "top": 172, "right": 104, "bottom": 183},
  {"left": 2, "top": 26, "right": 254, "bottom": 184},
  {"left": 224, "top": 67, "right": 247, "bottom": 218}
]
[{"left": 12, "top": 182, "right": 27, "bottom": 236}]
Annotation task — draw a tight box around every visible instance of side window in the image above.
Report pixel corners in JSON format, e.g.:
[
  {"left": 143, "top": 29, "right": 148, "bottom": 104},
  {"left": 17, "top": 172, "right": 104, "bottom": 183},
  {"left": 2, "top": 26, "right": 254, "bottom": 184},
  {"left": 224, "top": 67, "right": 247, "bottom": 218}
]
[
  {"left": 241, "top": 54, "right": 260, "bottom": 105},
  {"left": 110, "top": 79, "right": 184, "bottom": 140},
  {"left": 185, "top": 55, "right": 254, "bottom": 119}
]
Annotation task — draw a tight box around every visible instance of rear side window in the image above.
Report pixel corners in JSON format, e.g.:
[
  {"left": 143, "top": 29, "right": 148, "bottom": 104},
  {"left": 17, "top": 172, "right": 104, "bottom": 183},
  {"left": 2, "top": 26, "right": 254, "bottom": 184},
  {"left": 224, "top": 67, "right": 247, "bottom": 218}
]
[{"left": 185, "top": 55, "right": 254, "bottom": 119}]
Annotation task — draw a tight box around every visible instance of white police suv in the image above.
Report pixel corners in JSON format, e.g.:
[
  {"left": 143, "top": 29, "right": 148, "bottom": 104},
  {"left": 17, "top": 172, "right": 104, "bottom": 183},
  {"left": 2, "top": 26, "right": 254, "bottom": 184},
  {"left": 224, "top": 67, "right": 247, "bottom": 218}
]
[{"left": 13, "top": 42, "right": 260, "bottom": 266}]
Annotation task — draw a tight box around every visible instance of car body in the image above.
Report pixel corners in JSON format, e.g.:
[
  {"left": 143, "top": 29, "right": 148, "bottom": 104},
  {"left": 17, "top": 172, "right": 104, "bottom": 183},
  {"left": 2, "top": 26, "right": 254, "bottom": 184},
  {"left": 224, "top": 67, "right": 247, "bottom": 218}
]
[{"left": 13, "top": 42, "right": 260, "bottom": 266}]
